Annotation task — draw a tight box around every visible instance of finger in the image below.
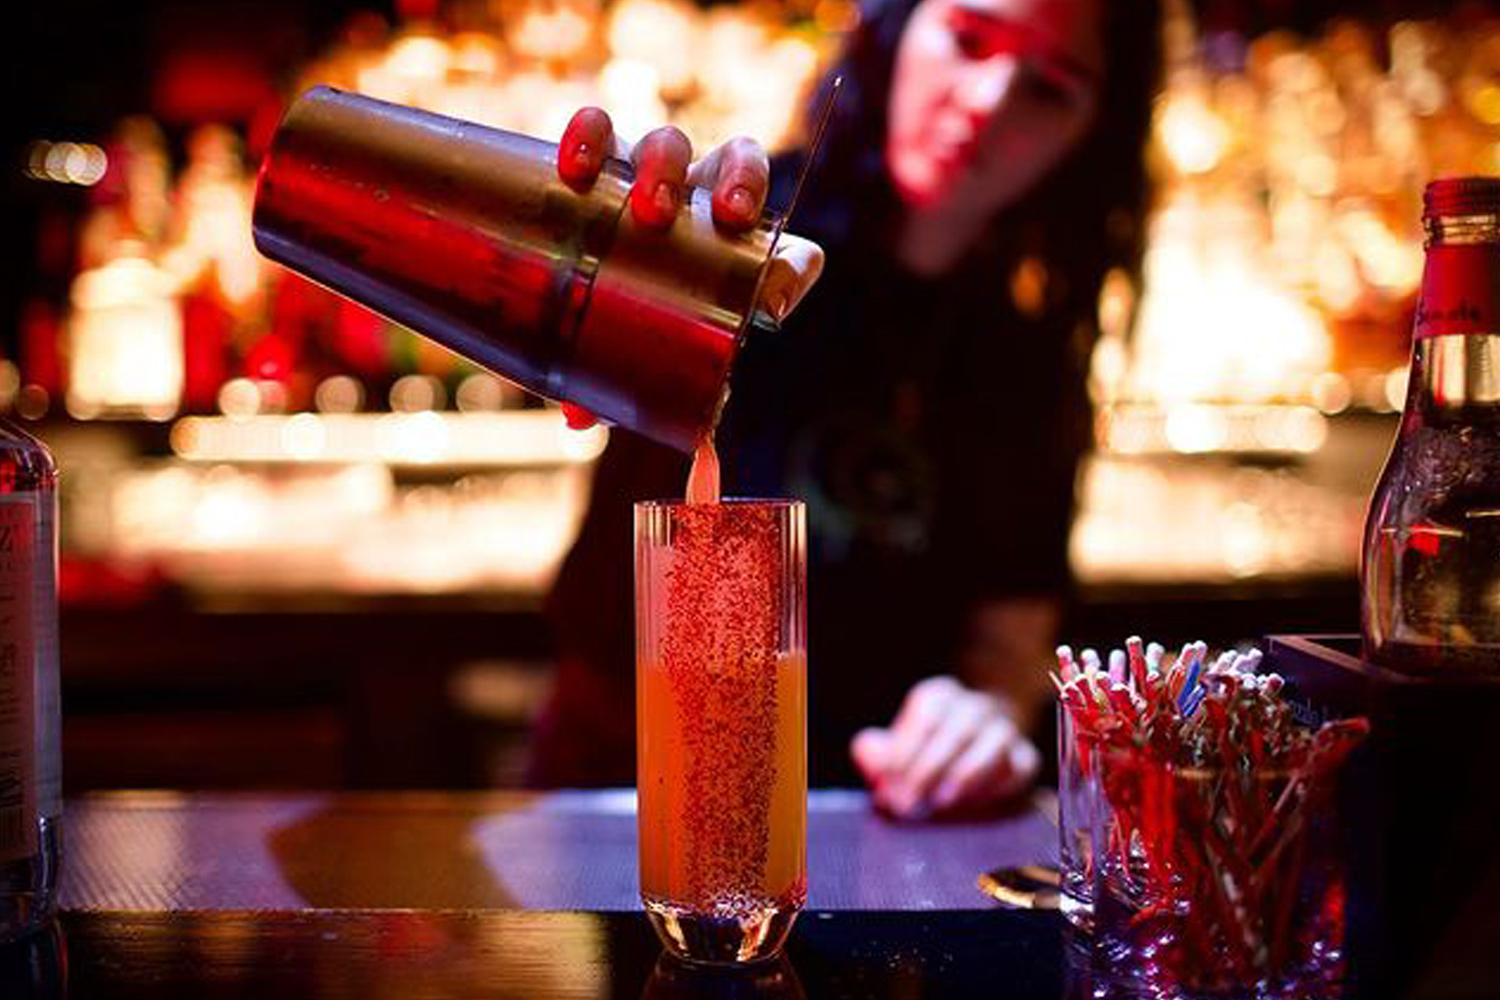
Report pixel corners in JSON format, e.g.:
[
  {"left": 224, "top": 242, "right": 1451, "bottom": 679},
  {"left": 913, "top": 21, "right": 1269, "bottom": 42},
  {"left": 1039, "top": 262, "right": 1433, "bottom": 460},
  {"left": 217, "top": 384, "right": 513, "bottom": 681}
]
[
  {"left": 886, "top": 700, "right": 989, "bottom": 816},
  {"left": 934, "top": 722, "right": 1040, "bottom": 811},
  {"left": 687, "top": 136, "right": 769, "bottom": 231},
  {"left": 886, "top": 676, "right": 961, "bottom": 779},
  {"left": 931, "top": 721, "right": 1013, "bottom": 812},
  {"left": 558, "top": 108, "right": 617, "bottom": 190},
  {"left": 850, "top": 727, "right": 894, "bottom": 786},
  {"left": 630, "top": 125, "right": 692, "bottom": 228},
  {"left": 758, "top": 234, "right": 825, "bottom": 324}
]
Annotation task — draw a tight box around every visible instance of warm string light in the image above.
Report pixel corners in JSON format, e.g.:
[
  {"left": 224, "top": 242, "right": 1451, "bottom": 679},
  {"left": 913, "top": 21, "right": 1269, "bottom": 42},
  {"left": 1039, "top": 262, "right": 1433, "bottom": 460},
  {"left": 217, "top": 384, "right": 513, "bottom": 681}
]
[
  {"left": 314, "top": 0, "right": 842, "bottom": 150},
  {"left": 112, "top": 411, "right": 607, "bottom": 593},
  {"left": 24, "top": 141, "right": 108, "bottom": 186},
  {"left": 107, "top": 458, "right": 596, "bottom": 593},
  {"left": 170, "top": 410, "right": 607, "bottom": 466},
  {"left": 1101, "top": 12, "right": 1500, "bottom": 417}
]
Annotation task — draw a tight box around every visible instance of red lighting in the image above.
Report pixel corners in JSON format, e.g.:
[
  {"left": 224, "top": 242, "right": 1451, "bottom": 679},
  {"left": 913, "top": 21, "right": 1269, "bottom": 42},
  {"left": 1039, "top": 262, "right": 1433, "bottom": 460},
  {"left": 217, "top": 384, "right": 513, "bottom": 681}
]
[
  {"left": 1408, "top": 527, "right": 1443, "bottom": 558},
  {"left": 397, "top": 0, "right": 443, "bottom": 21},
  {"left": 154, "top": 50, "right": 274, "bottom": 123}
]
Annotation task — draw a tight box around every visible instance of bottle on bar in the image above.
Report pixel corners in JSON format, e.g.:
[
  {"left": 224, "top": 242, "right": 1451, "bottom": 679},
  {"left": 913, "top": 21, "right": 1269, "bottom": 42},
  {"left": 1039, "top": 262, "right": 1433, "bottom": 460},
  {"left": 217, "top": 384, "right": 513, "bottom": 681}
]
[
  {"left": 1361, "top": 176, "right": 1500, "bottom": 674},
  {"left": 0, "top": 420, "right": 60, "bottom": 940}
]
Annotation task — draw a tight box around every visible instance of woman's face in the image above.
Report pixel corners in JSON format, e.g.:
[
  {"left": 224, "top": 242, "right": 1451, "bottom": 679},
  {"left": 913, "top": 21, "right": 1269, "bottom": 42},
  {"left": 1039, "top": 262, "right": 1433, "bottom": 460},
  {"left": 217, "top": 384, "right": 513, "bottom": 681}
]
[{"left": 886, "top": 0, "right": 1103, "bottom": 211}]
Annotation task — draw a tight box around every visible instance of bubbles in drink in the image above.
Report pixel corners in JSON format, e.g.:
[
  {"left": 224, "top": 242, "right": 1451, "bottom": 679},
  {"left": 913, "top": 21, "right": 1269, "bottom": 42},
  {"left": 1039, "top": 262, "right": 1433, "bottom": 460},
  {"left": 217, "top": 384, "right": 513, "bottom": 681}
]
[{"left": 638, "top": 503, "right": 805, "bottom": 920}]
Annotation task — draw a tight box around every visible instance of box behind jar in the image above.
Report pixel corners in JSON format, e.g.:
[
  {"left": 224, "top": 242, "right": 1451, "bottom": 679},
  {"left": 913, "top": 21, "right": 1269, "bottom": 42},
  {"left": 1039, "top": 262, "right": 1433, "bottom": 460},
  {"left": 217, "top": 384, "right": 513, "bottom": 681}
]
[{"left": 1266, "top": 634, "right": 1500, "bottom": 1000}]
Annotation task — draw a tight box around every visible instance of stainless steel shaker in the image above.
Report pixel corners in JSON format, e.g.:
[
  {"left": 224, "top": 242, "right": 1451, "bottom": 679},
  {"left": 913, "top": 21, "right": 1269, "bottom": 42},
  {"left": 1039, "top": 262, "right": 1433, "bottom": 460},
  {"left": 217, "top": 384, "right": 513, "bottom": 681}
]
[{"left": 253, "top": 86, "right": 779, "bottom": 452}]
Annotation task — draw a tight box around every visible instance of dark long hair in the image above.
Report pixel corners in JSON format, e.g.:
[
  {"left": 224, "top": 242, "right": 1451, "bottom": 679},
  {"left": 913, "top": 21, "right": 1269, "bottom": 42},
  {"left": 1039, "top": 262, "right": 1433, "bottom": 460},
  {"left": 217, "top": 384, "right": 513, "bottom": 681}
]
[{"left": 788, "top": 0, "right": 1163, "bottom": 304}]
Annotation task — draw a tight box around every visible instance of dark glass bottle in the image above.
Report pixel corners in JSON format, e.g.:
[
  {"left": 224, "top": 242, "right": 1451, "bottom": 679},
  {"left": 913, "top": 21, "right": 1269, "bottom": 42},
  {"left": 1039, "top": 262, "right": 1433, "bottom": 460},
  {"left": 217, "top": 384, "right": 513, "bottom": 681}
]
[
  {"left": 0, "top": 421, "right": 60, "bottom": 941},
  {"left": 1362, "top": 177, "right": 1500, "bottom": 673}
]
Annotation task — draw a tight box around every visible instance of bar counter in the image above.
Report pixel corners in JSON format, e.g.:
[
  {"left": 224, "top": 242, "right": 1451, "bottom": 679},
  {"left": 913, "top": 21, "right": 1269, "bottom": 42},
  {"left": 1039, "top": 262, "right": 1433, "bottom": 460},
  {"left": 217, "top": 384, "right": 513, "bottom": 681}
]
[{"left": 5, "top": 791, "right": 1069, "bottom": 998}]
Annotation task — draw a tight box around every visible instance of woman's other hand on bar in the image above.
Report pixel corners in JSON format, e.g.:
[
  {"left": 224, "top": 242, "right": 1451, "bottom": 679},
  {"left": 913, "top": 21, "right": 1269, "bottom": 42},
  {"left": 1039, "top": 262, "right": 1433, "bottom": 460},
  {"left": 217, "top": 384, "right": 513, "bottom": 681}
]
[
  {"left": 851, "top": 676, "right": 1040, "bottom": 821},
  {"left": 558, "top": 107, "right": 825, "bottom": 326}
]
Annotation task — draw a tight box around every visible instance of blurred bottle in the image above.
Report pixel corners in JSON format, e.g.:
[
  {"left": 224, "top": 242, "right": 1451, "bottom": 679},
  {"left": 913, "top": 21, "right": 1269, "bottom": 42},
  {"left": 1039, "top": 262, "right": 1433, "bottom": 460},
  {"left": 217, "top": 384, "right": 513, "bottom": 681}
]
[
  {"left": 0, "top": 422, "right": 60, "bottom": 941},
  {"left": 1362, "top": 177, "right": 1500, "bottom": 673}
]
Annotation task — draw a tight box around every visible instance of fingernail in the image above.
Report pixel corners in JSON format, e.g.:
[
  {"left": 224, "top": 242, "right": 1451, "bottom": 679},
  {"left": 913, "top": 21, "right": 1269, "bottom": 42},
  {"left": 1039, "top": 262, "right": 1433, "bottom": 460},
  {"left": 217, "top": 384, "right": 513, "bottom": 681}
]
[
  {"left": 572, "top": 142, "right": 592, "bottom": 171},
  {"left": 561, "top": 403, "right": 596, "bottom": 430},
  {"left": 654, "top": 180, "right": 678, "bottom": 218},
  {"left": 726, "top": 185, "right": 755, "bottom": 219},
  {"left": 770, "top": 293, "right": 790, "bottom": 322}
]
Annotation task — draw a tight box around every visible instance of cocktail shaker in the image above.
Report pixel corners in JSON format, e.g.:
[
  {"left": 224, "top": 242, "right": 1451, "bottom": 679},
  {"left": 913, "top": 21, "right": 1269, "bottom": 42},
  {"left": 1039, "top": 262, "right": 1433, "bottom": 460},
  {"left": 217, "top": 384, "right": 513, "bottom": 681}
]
[{"left": 253, "top": 86, "right": 779, "bottom": 452}]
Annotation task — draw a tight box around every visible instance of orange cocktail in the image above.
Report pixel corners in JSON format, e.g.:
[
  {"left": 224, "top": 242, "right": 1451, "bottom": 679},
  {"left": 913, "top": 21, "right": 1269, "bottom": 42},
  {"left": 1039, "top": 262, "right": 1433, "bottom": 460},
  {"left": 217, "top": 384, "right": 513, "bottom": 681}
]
[{"left": 635, "top": 499, "right": 807, "bottom": 964}]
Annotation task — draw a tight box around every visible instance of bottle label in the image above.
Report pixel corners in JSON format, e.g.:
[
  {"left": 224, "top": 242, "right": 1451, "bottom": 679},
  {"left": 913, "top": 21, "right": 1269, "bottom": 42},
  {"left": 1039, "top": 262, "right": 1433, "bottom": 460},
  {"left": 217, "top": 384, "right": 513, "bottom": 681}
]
[
  {"left": 1415, "top": 243, "right": 1500, "bottom": 338},
  {"left": 34, "top": 496, "right": 59, "bottom": 825},
  {"left": 0, "top": 496, "right": 40, "bottom": 861}
]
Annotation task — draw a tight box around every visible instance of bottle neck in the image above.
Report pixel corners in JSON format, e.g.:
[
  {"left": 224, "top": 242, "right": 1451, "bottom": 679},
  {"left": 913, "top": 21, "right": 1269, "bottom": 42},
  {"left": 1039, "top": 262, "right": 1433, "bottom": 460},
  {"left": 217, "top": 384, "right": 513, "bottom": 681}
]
[
  {"left": 1411, "top": 335, "right": 1500, "bottom": 412},
  {"left": 1425, "top": 214, "right": 1500, "bottom": 247},
  {"left": 1410, "top": 215, "right": 1500, "bottom": 416}
]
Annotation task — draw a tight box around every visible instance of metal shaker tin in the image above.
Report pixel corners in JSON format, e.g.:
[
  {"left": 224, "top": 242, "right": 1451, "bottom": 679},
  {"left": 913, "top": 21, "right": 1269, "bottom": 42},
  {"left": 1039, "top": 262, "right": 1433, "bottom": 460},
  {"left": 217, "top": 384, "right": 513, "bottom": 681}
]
[{"left": 253, "top": 86, "right": 778, "bottom": 452}]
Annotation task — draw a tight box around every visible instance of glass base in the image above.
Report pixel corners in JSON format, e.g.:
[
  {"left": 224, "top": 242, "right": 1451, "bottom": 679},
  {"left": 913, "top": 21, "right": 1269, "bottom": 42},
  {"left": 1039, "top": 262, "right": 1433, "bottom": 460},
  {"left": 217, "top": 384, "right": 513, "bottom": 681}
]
[
  {"left": 1090, "top": 886, "right": 1346, "bottom": 1000},
  {"left": 1058, "top": 885, "right": 1093, "bottom": 933},
  {"left": 644, "top": 898, "right": 800, "bottom": 965}
]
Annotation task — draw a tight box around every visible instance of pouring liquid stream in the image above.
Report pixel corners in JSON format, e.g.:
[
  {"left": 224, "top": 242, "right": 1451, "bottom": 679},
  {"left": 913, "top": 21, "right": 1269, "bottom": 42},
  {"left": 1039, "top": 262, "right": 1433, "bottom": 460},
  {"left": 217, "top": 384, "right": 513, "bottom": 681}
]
[
  {"left": 676, "top": 76, "right": 838, "bottom": 511},
  {"left": 686, "top": 435, "right": 721, "bottom": 505}
]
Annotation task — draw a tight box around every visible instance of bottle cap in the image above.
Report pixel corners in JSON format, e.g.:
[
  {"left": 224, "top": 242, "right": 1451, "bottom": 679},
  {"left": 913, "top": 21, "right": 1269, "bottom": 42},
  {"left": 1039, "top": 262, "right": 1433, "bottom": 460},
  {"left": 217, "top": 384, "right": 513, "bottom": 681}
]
[{"left": 1423, "top": 177, "right": 1500, "bottom": 220}]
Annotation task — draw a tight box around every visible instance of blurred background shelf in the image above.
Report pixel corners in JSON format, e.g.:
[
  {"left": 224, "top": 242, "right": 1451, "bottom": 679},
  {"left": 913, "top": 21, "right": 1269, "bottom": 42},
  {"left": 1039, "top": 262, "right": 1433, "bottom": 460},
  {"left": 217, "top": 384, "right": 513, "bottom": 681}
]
[{"left": 14, "top": 0, "right": 1484, "bottom": 789}]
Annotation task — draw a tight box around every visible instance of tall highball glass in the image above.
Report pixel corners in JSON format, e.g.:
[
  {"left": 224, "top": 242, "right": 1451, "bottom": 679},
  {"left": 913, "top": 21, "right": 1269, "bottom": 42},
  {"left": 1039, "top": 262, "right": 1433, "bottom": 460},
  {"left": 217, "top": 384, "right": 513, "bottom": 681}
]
[{"left": 635, "top": 500, "right": 807, "bottom": 964}]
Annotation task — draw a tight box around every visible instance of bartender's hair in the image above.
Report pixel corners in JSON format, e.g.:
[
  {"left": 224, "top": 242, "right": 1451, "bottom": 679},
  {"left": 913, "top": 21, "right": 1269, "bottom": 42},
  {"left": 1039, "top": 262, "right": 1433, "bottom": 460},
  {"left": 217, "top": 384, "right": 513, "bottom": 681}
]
[{"left": 792, "top": 0, "right": 1162, "bottom": 310}]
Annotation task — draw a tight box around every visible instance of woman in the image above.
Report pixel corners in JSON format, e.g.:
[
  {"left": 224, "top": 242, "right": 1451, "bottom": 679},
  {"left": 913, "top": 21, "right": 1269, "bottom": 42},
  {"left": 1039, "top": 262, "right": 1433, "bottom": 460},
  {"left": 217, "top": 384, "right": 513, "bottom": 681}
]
[{"left": 529, "top": 0, "right": 1160, "bottom": 818}]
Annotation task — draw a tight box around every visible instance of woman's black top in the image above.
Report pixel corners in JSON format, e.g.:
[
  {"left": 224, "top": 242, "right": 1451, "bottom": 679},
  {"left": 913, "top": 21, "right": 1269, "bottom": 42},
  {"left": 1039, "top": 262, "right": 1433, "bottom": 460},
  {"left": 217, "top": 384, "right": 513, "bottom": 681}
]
[{"left": 528, "top": 152, "right": 1095, "bottom": 788}]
